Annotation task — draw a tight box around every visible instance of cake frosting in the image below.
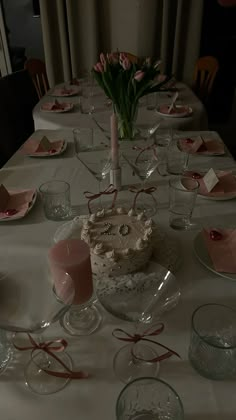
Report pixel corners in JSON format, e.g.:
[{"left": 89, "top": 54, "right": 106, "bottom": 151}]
[{"left": 80, "top": 207, "right": 155, "bottom": 276}]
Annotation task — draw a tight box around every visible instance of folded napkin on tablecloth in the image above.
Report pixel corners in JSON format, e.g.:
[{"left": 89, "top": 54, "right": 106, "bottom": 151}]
[
  {"left": 22, "top": 136, "right": 64, "bottom": 155},
  {"left": 52, "top": 86, "right": 78, "bottom": 96},
  {"left": 158, "top": 105, "right": 190, "bottom": 115},
  {"left": 179, "top": 136, "right": 224, "bottom": 155},
  {"left": 41, "top": 100, "right": 73, "bottom": 112},
  {"left": 0, "top": 184, "right": 35, "bottom": 219},
  {"left": 70, "top": 78, "right": 80, "bottom": 86},
  {"left": 185, "top": 171, "right": 236, "bottom": 197},
  {"left": 202, "top": 228, "right": 236, "bottom": 273}
]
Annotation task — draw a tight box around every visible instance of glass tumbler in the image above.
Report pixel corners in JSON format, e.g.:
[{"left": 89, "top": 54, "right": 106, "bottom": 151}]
[
  {"left": 169, "top": 177, "right": 199, "bottom": 230},
  {"left": 73, "top": 128, "right": 93, "bottom": 152},
  {"left": 39, "top": 180, "right": 71, "bottom": 221},
  {"left": 189, "top": 303, "right": 236, "bottom": 380},
  {"left": 167, "top": 137, "right": 188, "bottom": 175},
  {"left": 116, "top": 377, "right": 184, "bottom": 420}
]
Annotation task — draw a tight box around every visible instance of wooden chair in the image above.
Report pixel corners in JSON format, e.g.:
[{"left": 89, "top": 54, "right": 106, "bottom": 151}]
[
  {"left": 192, "top": 56, "right": 219, "bottom": 103},
  {"left": 24, "top": 58, "right": 49, "bottom": 99},
  {"left": 0, "top": 70, "right": 38, "bottom": 166}
]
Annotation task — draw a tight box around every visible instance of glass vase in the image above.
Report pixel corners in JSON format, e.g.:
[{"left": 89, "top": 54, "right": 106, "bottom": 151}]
[{"left": 115, "top": 106, "right": 138, "bottom": 140}]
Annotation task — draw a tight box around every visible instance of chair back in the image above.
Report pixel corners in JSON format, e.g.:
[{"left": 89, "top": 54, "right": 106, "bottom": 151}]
[
  {"left": 193, "top": 56, "right": 219, "bottom": 103},
  {"left": 24, "top": 58, "right": 49, "bottom": 99},
  {"left": 0, "top": 70, "right": 38, "bottom": 166}
]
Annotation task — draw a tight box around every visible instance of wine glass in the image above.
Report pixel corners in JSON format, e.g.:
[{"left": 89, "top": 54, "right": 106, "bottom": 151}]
[
  {"left": 76, "top": 152, "right": 112, "bottom": 211},
  {"left": 0, "top": 249, "right": 75, "bottom": 394},
  {"left": 96, "top": 262, "right": 181, "bottom": 383},
  {"left": 122, "top": 147, "right": 159, "bottom": 216}
]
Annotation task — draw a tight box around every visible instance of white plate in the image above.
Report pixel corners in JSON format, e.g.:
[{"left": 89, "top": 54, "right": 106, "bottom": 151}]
[
  {"left": 199, "top": 191, "right": 236, "bottom": 201},
  {"left": 40, "top": 103, "right": 74, "bottom": 113},
  {"left": 193, "top": 232, "right": 236, "bottom": 281},
  {"left": 156, "top": 105, "right": 192, "bottom": 118},
  {"left": 50, "top": 87, "right": 80, "bottom": 97},
  {"left": 26, "top": 140, "right": 67, "bottom": 158},
  {"left": 0, "top": 190, "right": 37, "bottom": 222}
]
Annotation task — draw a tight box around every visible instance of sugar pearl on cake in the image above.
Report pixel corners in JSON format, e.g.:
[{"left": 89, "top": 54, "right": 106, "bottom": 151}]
[
  {"left": 89, "top": 214, "right": 96, "bottom": 222},
  {"left": 128, "top": 208, "right": 136, "bottom": 217}
]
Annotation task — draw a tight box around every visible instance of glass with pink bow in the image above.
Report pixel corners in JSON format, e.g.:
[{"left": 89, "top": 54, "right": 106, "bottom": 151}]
[{"left": 0, "top": 249, "right": 87, "bottom": 395}]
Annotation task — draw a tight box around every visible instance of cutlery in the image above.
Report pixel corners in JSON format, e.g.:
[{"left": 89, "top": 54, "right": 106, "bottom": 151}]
[{"left": 168, "top": 92, "right": 178, "bottom": 114}]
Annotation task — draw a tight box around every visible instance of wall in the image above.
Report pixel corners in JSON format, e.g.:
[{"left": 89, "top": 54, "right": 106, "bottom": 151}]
[{"left": 2, "top": 0, "right": 44, "bottom": 61}]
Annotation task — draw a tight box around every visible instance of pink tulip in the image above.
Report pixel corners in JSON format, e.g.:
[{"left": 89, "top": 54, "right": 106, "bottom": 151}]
[
  {"left": 157, "top": 74, "right": 167, "bottom": 83},
  {"left": 100, "top": 53, "right": 106, "bottom": 66},
  {"left": 134, "top": 70, "right": 145, "bottom": 82},
  {"left": 107, "top": 53, "right": 119, "bottom": 65},
  {"left": 121, "top": 57, "right": 131, "bottom": 70},
  {"left": 93, "top": 62, "right": 104, "bottom": 73}
]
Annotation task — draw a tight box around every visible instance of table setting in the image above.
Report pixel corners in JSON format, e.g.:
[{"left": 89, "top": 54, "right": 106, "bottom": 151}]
[{"left": 0, "top": 52, "right": 236, "bottom": 419}]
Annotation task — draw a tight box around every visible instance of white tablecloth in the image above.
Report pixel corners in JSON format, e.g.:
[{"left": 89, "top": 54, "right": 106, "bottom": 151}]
[
  {"left": 0, "top": 129, "right": 236, "bottom": 420},
  {"left": 33, "top": 83, "right": 208, "bottom": 132}
]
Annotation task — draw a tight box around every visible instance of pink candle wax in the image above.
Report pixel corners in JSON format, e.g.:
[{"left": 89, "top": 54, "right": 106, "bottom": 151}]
[
  {"left": 110, "top": 112, "right": 119, "bottom": 170},
  {"left": 48, "top": 239, "right": 93, "bottom": 305}
]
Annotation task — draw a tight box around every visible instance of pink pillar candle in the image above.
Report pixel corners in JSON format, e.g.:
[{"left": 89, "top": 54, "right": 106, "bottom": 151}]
[
  {"left": 48, "top": 239, "right": 93, "bottom": 305},
  {"left": 110, "top": 112, "right": 119, "bottom": 170}
]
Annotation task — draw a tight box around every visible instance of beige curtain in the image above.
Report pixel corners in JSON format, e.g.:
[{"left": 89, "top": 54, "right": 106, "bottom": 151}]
[{"left": 39, "top": 0, "right": 203, "bottom": 87}]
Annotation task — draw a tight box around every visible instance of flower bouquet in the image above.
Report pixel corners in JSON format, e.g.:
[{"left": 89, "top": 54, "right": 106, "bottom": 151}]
[{"left": 92, "top": 52, "right": 171, "bottom": 140}]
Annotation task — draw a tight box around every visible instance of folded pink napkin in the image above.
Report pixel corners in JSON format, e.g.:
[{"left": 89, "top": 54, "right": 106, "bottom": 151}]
[
  {"left": 0, "top": 185, "right": 36, "bottom": 220},
  {"left": 202, "top": 228, "right": 236, "bottom": 273},
  {"left": 184, "top": 171, "right": 236, "bottom": 197},
  {"left": 52, "top": 86, "right": 78, "bottom": 96},
  {"left": 179, "top": 137, "right": 224, "bottom": 155},
  {"left": 22, "top": 137, "right": 64, "bottom": 155},
  {"left": 159, "top": 105, "right": 190, "bottom": 115},
  {"left": 41, "top": 100, "right": 73, "bottom": 112},
  {"left": 70, "top": 78, "right": 80, "bottom": 86}
]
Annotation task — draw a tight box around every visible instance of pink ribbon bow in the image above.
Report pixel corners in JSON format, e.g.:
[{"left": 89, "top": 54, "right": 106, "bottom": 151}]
[
  {"left": 84, "top": 184, "right": 118, "bottom": 214},
  {"left": 13, "top": 334, "right": 88, "bottom": 379},
  {"left": 112, "top": 323, "right": 180, "bottom": 363},
  {"left": 129, "top": 185, "right": 157, "bottom": 210}
]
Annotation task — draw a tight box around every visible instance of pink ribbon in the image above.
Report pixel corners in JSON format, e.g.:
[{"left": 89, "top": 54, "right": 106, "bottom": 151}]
[
  {"left": 129, "top": 185, "right": 157, "bottom": 211},
  {"left": 84, "top": 184, "right": 118, "bottom": 214},
  {"left": 112, "top": 323, "right": 180, "bottom": 363},
  {"left": 13, "top": 334, "right": 88, "bottom": 379}
]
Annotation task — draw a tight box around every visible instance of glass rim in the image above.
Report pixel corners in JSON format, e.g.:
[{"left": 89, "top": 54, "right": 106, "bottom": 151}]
[
  {"left": 115, "top": 376, "right": 184, "bottom": 418},
  {"left": 191, "top": 303, "right": 236, "bottom": 349},
  {"left": 169, "top": 176, "right": 199, "bottom": 191},
  {"left": 39, "top": 180, "right": 70, "bottom": 194}
]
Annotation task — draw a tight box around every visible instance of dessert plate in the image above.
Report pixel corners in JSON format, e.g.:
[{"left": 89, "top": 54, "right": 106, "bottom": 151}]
[
  {"left": 50, "top": 86, "right": 80, "bottom": 97},
  {"left": 183, "top": 172, "right": 236, "bottom": 201},
  {"left": 156, "top": 105, "right": 192, "bottom": 118},
  {"left": 40, "top": 102, "right": 74, "bottom": 113},
  {"left": 24, "top": 140, "right": 67, "bottom": 157},
  {"left": 193, "top": 233, "right": 236, "bottom": 281},
  {"left": 53, "top": 216, "right": 181, "bottom": 274},
  {"left": 0, "top": 190, "right": 37, "bottom": 222}
]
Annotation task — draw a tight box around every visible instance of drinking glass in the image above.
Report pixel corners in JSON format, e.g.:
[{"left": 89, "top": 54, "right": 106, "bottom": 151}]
[
  {"left": 73, "top": 128, "right": 93, "bottom": 152},
  {"left": 123, "top": 147, "right": 159, "bottom": 217},
  {"left": 77, "top": 153, "right": 112, "bottom": 211},
  {"left": 48, "top": 238, "right": 102, "bottom": 336},
  {"left": 0, "top": 251, "right": 74, "bottom": 394},
  {"left": 39, "top": 180, "right": 71, "bottom": 221},
  {"left": 169, "top": 177, "right": 199, "bottom": 230},
  {"left": 189, "top": 303, "right": 236, "bottom": 380},
  {"left": 96, "top": 263, "right": 180, "bottom": 383},
  {"left": 116, "top": 377, "right": 184, "bottom": 420},
  {"left": 167, "top": 136, "right": 188, "bottom": 175}
]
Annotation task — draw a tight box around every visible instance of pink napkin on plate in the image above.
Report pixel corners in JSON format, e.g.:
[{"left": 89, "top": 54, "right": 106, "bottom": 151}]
[
  {"left": 0, "top": 184, "right": 36, "bottom": 220},
  {"left": 70, "top": 78, "right": 80, "bottom": 86},
  {"left": 185, "top": 171, "right": 236, "bottom": 197},
  {"left": 158, "top": 105, "right": 190, "bottom": 115},
  {"left": 22, "top": 137, "right": 64, "bottom": 156},
  {"left": 179, "top": 136, "right": 224, "bottom": 155},
  {"left": 52, "top": 86, "right": 78, "bottom": 96},
  {"left": 41, "top": 100, "right": 73, "bottom": 112},
  {"left": 202, "top": 228, "right": 236, "bottom": 273}
]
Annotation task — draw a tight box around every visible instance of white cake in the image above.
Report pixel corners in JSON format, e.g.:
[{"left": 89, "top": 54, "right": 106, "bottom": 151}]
[{"left": 81, "top": 207, "right": 155, "bottom": 277}]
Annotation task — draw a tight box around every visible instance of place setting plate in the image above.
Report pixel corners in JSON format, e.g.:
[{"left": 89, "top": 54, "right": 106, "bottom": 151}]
[
  {"left": 193, "top": 232, "right": 236, "bottom": 282},
  {"left": 49, "top": 86, "right": 81, "bottom": 97},
  {"left": 24, "top": 140, "right": 67, "bottom": 158},
  {"left": 156, "top": 105, "right": 193, "bottom": 118},
  {"left": 0, "top": 190, "right": 37, "bottom": 222},
  {"left": 40, "top": 102, "right": 74, "bottom": 113}
]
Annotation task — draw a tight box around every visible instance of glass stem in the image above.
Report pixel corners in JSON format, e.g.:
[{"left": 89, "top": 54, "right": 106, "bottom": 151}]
[{"left": 97, "top": 180, "right": 102, "bottom": 209}]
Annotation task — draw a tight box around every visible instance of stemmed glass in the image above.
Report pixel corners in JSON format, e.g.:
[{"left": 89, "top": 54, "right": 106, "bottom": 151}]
[
  {"left": 76, "top": 152, "right": 112, "bottom": 211},
  {"left": 0, "top": 250, "right": 75, "bottom": 394},
  {"left": 96, "top": 263, "right": 181, "bottom": 383},
  {"left": 122, "top": 146, "right": 159, "bottom": 216}
]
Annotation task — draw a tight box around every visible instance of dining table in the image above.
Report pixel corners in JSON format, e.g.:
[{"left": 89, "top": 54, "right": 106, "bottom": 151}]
[
  {"left": 0, "top": 122, "right": 236, "bottom": 420},
  {"left": 33, "top": 81, "right": 209, "bottom": 133}
]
